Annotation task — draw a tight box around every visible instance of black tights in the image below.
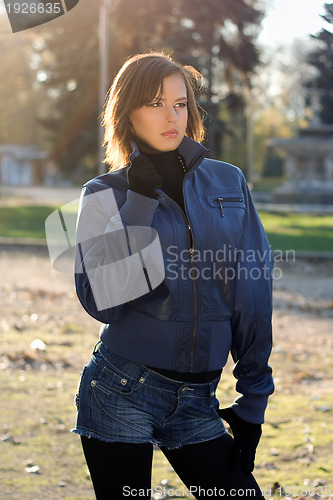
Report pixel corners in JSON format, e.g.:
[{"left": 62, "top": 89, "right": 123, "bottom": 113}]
[{"left": 81, "top": 434, "right": 264, "bottom": 499}]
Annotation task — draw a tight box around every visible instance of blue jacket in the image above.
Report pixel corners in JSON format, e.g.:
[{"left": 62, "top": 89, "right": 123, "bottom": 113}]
[{"left": 75, "top": 136, "right": 274, "bottom": 424}]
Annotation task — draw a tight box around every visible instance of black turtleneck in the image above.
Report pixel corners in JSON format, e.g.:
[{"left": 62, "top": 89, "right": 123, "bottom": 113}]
[{"left": 144, "top": 149, "right": 186, "bottom": 212}]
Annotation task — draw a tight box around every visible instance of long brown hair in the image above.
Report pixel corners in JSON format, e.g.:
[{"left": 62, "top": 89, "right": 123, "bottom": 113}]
[{"left": 101, "top": 52, "right": 206, "bottom": 171}]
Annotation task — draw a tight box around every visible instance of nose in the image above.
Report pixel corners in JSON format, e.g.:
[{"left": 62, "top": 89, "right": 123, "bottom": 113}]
[{"left": 166, "top": 105, "right": 177, "bottom": 122}]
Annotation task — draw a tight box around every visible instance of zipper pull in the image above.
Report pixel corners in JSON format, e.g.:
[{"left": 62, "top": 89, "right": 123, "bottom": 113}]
[
  {"left": 214, "top": 198, "right": 224, "bottom": 217},
  {"left": 188, "top": 224, "right": 194, "bottom": 249}
]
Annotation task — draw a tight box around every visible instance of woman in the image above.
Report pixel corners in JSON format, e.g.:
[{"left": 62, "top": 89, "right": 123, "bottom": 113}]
[{"left": 73, "top": 52, "right": 274, "bottom": 499}]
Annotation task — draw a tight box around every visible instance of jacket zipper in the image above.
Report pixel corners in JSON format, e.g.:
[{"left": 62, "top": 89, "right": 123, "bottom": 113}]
[
  {"left": 189, "top": 241, "right": 198, "bottom": 372},
  {"left": 157, "top": 151, "right": 207, "bottom": 372},
  {"left": 213, "top": 197, "right": 243, "bottom": 217},
  {"left": 181, "top": 179, "right": 198, "bottom": 372},
  {"left": 158, "top": 193, "right": 198, "bottom": 373}
]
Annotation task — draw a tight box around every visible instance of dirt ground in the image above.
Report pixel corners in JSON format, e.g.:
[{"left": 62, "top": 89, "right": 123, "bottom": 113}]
[{"left": 0, "top": 246, "right": 332, "bottom": 499}]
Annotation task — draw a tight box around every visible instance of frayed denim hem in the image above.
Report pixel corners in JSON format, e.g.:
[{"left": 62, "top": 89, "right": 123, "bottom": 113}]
[
  {"left": 71, "top": 427, "right": 160, "bottom": 447},
  {"left": 71, "top": 427, "right": 227, "bottom": 450}
]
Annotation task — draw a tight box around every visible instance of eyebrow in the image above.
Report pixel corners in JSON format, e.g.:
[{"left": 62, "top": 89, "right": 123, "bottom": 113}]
[{"left": 155, "top": 97, "right": 188, "bottom": 102}]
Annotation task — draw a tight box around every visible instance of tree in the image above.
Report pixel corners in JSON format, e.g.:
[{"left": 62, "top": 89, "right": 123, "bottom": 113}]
[
  {"left": 109, "top": 0, "right": 263, "bottom": 161},
  {"left": 29, "top": 3, "right": 100, "bottom": 179},
  {"left": 0, "top": 15, "right": 40, "bottom": 146},
  {"left": 248, "top": 40, "right": 316, "bottom": 177},
  {"left": 307, "top": 2, "right": 333, "bottom": 124},
  {"left": 33, "top": 0, "right": 264, "bottom": 178}
]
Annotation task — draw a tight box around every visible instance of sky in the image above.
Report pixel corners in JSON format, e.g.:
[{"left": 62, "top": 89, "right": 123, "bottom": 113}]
[{"left": 259, "top": 0, "right": 328, "bottom": 45}]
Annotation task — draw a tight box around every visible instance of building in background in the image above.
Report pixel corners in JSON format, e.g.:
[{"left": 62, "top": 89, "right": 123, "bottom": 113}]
[
  {"left": 268, "top": 90, "right": 333, "bottom": 204},
  {"left": 0, "top": 145, "right": 49, "bottom": 186}
]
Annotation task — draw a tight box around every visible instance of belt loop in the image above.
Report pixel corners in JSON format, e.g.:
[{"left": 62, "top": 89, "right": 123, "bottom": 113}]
[
  {"left": 92, "top": 340, "right": 102, "bottom": 354},
  {"left": 138, "top": 369, "right": 148, "bottom": 385}
]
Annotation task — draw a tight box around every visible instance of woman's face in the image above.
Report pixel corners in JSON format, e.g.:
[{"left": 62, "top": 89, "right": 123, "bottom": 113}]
[{"left": 129, "top": 72, "right": 188, "bottom": 152}]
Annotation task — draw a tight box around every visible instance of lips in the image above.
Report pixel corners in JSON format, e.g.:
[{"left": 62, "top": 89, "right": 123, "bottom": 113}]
[{"left": 162, "top": 129, "right": 178, "bottom": 138}]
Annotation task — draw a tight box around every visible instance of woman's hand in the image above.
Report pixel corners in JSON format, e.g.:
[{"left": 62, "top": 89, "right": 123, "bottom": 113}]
[
  {"left": 128, "top": 155, "right": 162, "bottom": 199},
  {"left": 218, "top": 407, "right": 262, "bottom": 475}
]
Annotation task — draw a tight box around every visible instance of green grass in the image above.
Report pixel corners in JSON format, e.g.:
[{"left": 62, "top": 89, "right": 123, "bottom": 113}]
[
  {"left": 0, "top": 205, "right": 332, "bottom": 254},
  {"left": 258, "top": 211, "right": 333, "bottom": 253},
  {"left": 0, "top": 205, "right": 56, "bottom": 239}
]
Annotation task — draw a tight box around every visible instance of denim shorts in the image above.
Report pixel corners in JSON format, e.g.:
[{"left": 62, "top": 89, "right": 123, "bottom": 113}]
[{"left": 71, "top": 342, "right": 226, "bottom": 449}]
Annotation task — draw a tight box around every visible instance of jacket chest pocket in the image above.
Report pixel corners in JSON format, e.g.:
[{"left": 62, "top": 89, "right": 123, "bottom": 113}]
[
  {"left": 206, "top": 192, "right": 245, "bottom": 217},
  {"left": 203, "top": 191, "right": 246, "bottom": 250}
]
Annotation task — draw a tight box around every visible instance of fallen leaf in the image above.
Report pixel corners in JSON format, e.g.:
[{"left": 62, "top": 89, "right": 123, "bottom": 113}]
[
  {"left": 30, "top": 339, "right": 46, "bottom": 351},
  {"left": 25, "top": 465, "right": 40, "bottom": 474}
]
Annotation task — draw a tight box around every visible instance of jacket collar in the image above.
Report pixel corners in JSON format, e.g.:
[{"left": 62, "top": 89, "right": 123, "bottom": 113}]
[
  {"left": 129, "top": 135, "right": 209, "bottom": 172},
  {"left": 89, "top": 137, "right": 209, "bottom": 193},
  {"left": 178, "top": 136, "right": 209, "bottom": 171}
]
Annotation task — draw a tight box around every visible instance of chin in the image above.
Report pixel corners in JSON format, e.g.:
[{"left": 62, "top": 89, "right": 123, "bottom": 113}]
[
  {"left": 158, "top": 143, "right": 179, "bottom": 151},
  {"left": 135, "top": 134, "right": 184, "bottom": 153},
  {"left": 160, "top": 137, "right": 183, "bottom": 150}
]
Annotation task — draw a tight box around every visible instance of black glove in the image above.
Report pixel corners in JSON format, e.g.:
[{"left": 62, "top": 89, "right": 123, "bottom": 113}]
[
  {"left": 127, "top": 154, "right": 162, "bottom": 199},
  {"left": 218, "top": 407, "right": 262, "bottom": 475}
]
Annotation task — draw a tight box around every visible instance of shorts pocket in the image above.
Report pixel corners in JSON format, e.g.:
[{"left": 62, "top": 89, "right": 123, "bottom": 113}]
[{"left": 94, "top": 365, "right": 141, "bottom": 396}]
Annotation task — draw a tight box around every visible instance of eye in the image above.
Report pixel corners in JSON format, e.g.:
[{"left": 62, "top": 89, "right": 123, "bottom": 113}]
[
  {"left": 175, "top": 102, "right": 187, "bottom": 108},
  {"left": 146, "top": 101, "right": 162, "bottom": 107}
]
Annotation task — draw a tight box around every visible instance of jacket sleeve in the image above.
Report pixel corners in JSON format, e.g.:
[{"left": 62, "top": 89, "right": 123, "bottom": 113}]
[
  {"left": 74, "top": 185, "right": 160, "bottom": 324},
  {"left": 230, "top": 173, "right": 274, "bottom": 424}
]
